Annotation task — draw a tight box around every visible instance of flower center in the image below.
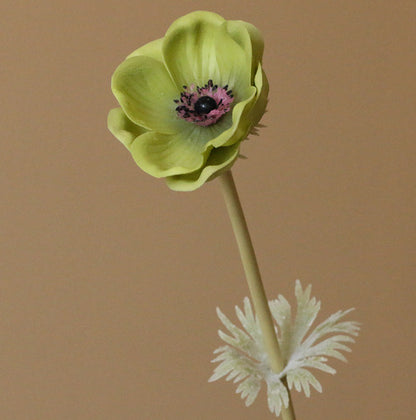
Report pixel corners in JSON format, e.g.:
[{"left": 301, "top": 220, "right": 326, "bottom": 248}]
[
  {"left": 194, "top": 96, "right": 218, "bottom": 115},
  {"left": 174, "top": 80, "right": 234, "bottom": 127}
]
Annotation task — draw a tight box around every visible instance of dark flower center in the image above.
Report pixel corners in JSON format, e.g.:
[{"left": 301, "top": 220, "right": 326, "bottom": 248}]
[
  {"left": 174, "top": 80, "right": 234, "bottom": 127},
  {"left": 194, "top": 96, "right": 218, "bottom": 115}
]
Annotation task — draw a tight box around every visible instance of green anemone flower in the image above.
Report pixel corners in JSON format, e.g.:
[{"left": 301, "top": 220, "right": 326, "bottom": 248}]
[{"left": 108, "top": 11, "right": 268, "bottom": 191}]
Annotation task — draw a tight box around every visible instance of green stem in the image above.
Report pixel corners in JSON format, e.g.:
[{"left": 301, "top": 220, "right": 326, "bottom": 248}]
[{"left": 219, "top": 170, "right": 296, "bottom": 420}]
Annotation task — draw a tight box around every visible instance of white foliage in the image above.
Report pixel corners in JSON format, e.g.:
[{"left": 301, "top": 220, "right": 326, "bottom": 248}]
[{"left": 209, "top": 280, "right": 360, "bottom": 417}]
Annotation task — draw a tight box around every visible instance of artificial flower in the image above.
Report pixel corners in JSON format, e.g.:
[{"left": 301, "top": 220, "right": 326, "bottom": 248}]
[
  {"left": 108, "top": 11, "right": 268, "bottom": 191},
  {"left": 209, "top": 280, "right": 360, "bottom": 417}
]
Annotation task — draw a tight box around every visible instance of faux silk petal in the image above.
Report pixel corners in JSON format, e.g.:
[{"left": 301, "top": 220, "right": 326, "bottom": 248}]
[
  {"left": 107, "top": 107, "right": 147, "bottom": 148},
  {"left": 129, "top": 128, "right": 212, "bottom": 178},
  {"left": 111, "top": 55, "right": 180, "bottom": 133},
  {"left": 126, "top": 38, "right": 164, "bottom": 62},
  {"left": 165, "top": 143, "right": 240, "bottom": 191},
  {"left": 224, "top": 20, "right": 264, "bottom": 83},
  {"left": 206, "top": 86, "right": 257, "bottom": 149},
  {"left": 247, "top": 64, "right": 269, "bottom": 128},
  {"left": 162, "top": 11, "right": 252, "bottom": 102}
]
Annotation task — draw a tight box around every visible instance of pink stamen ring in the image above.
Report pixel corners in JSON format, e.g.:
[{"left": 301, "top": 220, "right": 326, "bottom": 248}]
[{"left": 174, "top": 80, "right": 234, "bottom": 126}]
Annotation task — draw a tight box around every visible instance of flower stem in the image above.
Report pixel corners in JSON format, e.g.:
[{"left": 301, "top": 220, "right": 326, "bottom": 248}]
[{"left": 219, "top": 170, "right": 296, "bottom": 420}]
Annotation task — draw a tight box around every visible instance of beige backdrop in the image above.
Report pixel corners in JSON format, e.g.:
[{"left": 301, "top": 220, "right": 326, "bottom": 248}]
[{"left": 2, "top": 0, "right": 415, "bottom": 419}]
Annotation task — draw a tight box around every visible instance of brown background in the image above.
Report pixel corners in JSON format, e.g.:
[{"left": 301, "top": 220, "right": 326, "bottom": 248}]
[{"left": 1, "top": 0, "right": 415, "bottom": 419}]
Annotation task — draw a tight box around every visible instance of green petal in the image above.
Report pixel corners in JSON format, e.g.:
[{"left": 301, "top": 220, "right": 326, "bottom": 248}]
[
  {"left": 165, "top": 143, "right": 240, "bottom": 191},
  {"left": 107, "top": 107, "right": 147, "bottom": 148},
  {"left": 129, "top": 127, "right": 212, "bottom": 178},
  {"left": 162, "top": 11, "right": 252, "bottom": 102},
  {"left": 207, "top": 86, "right": 256, "bottom": 149},
  {"left": 202, "top": 65, "right": 268, "bottom": 150},
  {"left": 241, "top": 22, "right": 265, "bottom": 75},
  {"left": 248, "top": 64, "right": 269, "bottom": 127},
  {"left": 225, "top": 20, "right": 264, "bottom": 83},
  {"left": 111, "top": 55, "right": 180, "bottom": 133},
  {"left": 126, "top": 38, "right": 164, "bottom": 62}
]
